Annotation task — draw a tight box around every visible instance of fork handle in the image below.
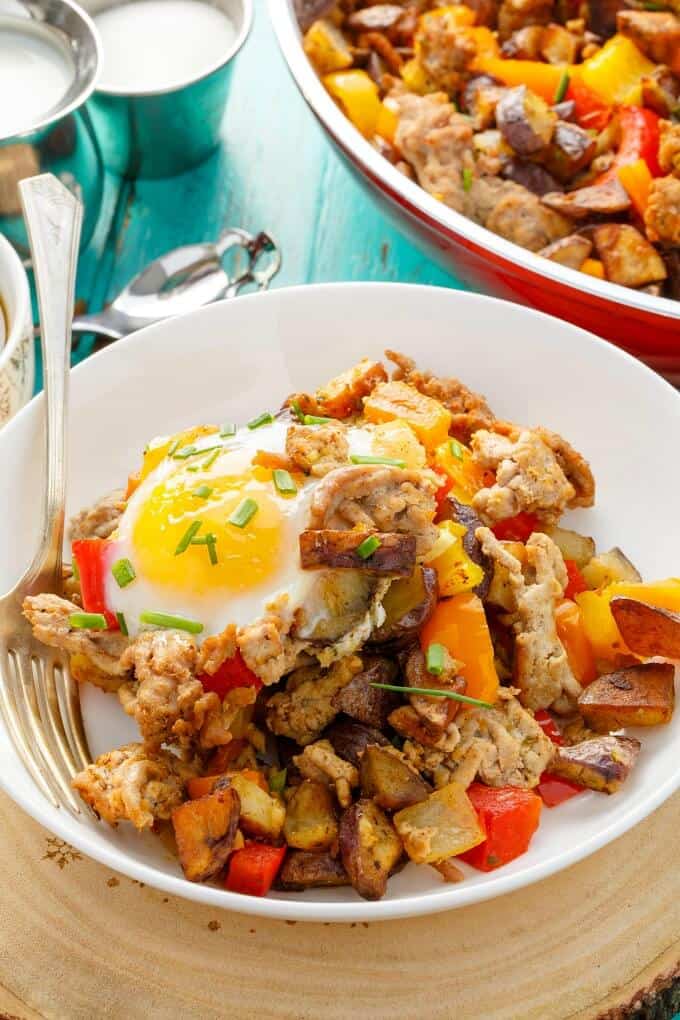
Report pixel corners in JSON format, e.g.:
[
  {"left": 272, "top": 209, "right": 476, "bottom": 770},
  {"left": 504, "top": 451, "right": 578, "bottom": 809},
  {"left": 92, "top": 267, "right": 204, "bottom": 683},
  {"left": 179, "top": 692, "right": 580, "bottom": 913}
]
[{"left": 19, "top": 176, "right": 82, "bottom": 588}]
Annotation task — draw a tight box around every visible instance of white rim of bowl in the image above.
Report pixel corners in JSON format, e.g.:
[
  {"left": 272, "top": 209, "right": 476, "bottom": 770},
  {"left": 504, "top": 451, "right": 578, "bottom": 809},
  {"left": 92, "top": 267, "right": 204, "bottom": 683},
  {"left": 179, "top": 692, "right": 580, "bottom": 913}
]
[
  {"left": 94, "top": 0, "right": 254, "bottom": 98},
  {"left": 268, "top": 0, "right": 680, "bottom": 328},
  {"left": 0, "top": 234, "right": 31, "bottom": 375},
  {"left": 1, "top": 281, "right": 679, "bottom": 921}
]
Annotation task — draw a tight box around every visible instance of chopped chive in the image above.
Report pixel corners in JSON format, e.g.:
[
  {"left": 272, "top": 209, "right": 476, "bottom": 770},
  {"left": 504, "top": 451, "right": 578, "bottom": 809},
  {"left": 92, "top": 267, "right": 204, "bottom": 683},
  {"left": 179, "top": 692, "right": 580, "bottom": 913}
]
[
  {"left": 192, "top": 485, "right": 213, "bottom": 500},
  {"left": 175, "top": 520, "right": 202, "bottom": 555},
  {"left": 370, "top": 681, "right": 493, "bottom": 710},
  {"left": 290, "top": 400, "right": 305, "bottom": 422},
  {"left": 167, "top": 438, "right": 181, "bottom": 457},
  {"left": 450, "top": 439, "right": 464, "bottom": 461},
  {"left": 303, "top": 414, "right": 333, "bottom": 425},
  {"left": 247, "top": 411, "right": 274, "bottom": 430},
  {"left": 273, "top": 469, "right": 297, "bottom": 495},
  {"left": 229, "top": 497, "right": 258, "bottom": 528},
  {"left": 220, "top": 423, "right": 236, "bottom": 438},
  {"left": 350, "top": 454, "right": 406, "bottom": 468},
  {"left": 71, "top": 559, "right": 80, "bottom": 583},
  {"left": 69, "top": 612, "right": 108, "bottom": 631},
  {"left": 187, "top": 465, "right": 200, "bottom": 472},
  {"left": 111, "top": 557, "right": 136, "bottom": 588},
  {"left": 192, "top": 533, "right": 219, "bottom": 565},
  {"left": 172, "top": 444, "right": 198, "bottom": 459},
  {"left": 554, "top": 69, "right": 570, "bottom": 104},
  {"left": 462, "top": 167, "right": 473, "bottom": 192},
  {"left": 202, "top": 448, "right": 221, "bottom": 470},
  {"left": 357, "top": 535, "right": 381, "bottom": 560},
  {"left": 116, "top": 611, "right": 129, "bottom": 636},
  {"left": 139, "top": 610, "right": 204, "bottom": 635},
  {"left": 269, "top": 767, "right": 287, "bottom": 795},
  {"left": 426, "top": 642, "right": 446, "bottom": 676}
]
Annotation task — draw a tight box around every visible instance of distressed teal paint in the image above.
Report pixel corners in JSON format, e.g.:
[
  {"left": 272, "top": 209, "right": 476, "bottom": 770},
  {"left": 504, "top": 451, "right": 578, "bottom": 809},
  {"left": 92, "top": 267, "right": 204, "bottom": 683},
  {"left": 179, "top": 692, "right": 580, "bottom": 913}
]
[{"left": 32, "top": 0, "right": 465, "bottom": 392}]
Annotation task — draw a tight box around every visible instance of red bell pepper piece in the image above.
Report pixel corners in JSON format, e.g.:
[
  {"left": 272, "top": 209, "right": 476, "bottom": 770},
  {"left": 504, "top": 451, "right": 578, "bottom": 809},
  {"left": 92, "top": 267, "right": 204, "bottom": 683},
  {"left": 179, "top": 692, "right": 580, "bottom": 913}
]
[
  {"left": 566, "top": 79, "right": 611, "bottom": 133},
  {"left": 71, "top": 538, "right": 118, "bottom": 629},
  {"left": 564, "top": 559, "right": 588, "bottom": 601},
  {"left": 459, "top": 784, "right": 542, "bottom": 871},
  {"left": 537, "top": 772, "right": 584, "bottom": 807},
  {"left": 198, "top": 652, "right": 262, "bottom": 699},
  {"left": 534, "top": 708, "right": 565, "bottom": 745},
  {"left": 225, "top": 842, "right": 286, "bottom": 896},
  {"left": 491, "top": 512, "right": 539, "bottom": 543},
  {"left": 596, "top": 106, "right": 662, "bottom": 184}
]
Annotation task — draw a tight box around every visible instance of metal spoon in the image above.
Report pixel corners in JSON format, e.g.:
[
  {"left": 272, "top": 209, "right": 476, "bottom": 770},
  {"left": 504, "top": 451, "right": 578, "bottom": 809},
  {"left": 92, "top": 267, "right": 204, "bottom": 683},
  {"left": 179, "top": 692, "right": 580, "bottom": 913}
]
[{"left": 72, "top": 227, "right": 281, "bottom": 340}]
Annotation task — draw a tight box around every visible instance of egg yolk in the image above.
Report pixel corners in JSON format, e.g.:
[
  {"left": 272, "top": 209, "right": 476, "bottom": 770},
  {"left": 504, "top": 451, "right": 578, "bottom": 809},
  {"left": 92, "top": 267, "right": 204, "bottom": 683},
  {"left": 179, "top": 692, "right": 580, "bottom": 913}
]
[{"left": 132, "top": 464, "right": 285, "bottom": 593}]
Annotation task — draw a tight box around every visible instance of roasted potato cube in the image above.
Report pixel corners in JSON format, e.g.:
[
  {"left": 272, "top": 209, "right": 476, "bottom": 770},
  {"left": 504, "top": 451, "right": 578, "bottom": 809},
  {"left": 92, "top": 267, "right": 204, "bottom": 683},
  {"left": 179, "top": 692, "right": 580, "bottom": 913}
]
[
  {"left": 542, "top": 178, "right": 631, "bottom": 219},
  {"left": 582, "top": 548, "right": 642, "bottom": 588},
  {"left": 332, "top": 656, "right": 400, "bottom": 727},
  {"left": 369, "top": 564, "right": 438, "bottom": 646},
  {"left": 616, "top": 10, "right": 680, "bottom": 71},
  {"left": 610, "top": 598, "right": 680, "bottom": 660},
  {"left": 283, "top": 780, "right": 338, "bottom": 851},
  {"left": 171, "top": 786, "right": 240, "bottom": 882},
  {"left": 550, "top": 735, "right": 641, "bottom": 794},
  {"left": 542, "top": 121, "right": 596, "bottom": 182},
  {"left": 228, "top": 774, "right": 286, "bottom": 840},
  {"left": 316, "top": 358, "right": 387, "bottom": 418},
  {"left": 578, "top": 662, "right": 675, "bottom": 730},
  {"left": 299, "top": 529, "right": 416, "bottom": 576},
  {"left": 325, "top": 718, "right": 390, "bottom": 766},
  {"left": 501, "top": 25, "right": 545, "bottom": 58},
  {"left": 592, "top": 224, "right": 667, "bottom": 288},
  {"left": 496, "top": 85, "right": 557, "bottom": 156},
  {"left": 540, "top": 23, "right": 579, "bottom": 63},
  {"left": 278, "top": 850, "right": 349, "bottom": 890},
  {"left": 393, "top": 783, "right": 485, "bottom": 864},
  {"left": 303, "top": 18, "right": 353, "bottom": 74},
  {"left": 539, "top": 235, "right": 593, "bottom": 270},
  {"left": 544, "top": 525, "right": 596, "bottom": 567},
  {"left": 360, "top": 745, "right": 431, "bottom": 811},
  {"left": 339, "top": 799, "right": 403, "bottom": 900}
]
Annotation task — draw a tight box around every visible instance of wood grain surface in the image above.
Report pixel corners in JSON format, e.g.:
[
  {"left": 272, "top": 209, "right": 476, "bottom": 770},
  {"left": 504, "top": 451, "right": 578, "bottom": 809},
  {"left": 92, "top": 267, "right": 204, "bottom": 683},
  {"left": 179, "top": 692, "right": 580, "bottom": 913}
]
[{"left": 0, "top": 787, "right": 678, "bottom": 1020}]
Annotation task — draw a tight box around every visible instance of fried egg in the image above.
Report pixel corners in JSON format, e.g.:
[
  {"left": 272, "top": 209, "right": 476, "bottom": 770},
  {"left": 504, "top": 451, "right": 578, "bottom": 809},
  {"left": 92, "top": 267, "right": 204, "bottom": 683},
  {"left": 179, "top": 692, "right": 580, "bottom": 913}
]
[{"left": 104, "top": 417, "right": 390, "bottom": 642}]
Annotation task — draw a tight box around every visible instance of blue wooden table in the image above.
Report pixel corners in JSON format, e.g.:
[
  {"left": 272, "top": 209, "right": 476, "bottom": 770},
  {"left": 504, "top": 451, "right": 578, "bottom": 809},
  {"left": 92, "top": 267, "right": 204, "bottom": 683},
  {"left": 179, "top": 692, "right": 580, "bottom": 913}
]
[{"left": 35, "top": 0, "right": 464, "bottom": 390}]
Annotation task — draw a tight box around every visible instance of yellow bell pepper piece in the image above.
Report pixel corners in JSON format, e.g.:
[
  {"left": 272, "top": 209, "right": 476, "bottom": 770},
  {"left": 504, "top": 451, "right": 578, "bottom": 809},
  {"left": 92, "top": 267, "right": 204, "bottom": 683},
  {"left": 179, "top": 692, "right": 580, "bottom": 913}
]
[
  {"left": 577, "top": 35, "right": 655, "bottom": 106},
  {"left": 376, "top": 102, "right": 398, "bottom": 144},
  {"left": 363, "top": 380, "right": 452, "bottom": 449},
  {"left": 576, "top": 579, "right": 680, "bottom": 662},
  {"left": 323, "top": 70, "right": 382, "bottom": 139},
  {"left": 472, "top": 57, "right": 564, "bottom": 103},
  {"left": 580, "top": 258, "right": 605, "bottom": 279},
  {"left": 304, "top": 19, "right": 353, "bottom": 74},
  {"left": 400, "top": 57, "right": 438, "bottom": 95},
  {"left": 618, "top": 158, "right": 653, "bottom": 218},
  {"left": 424, "top": 521, "right": 486, "bottom": 597},
  {"left": 420, "top": 593, "right": 499, "bottom": 704},
  {"left": 609, "top": 579, "right": 680, "bottom": 611},
  {"left": 432, "top": 438, "right": 486, "bottom": 505}
]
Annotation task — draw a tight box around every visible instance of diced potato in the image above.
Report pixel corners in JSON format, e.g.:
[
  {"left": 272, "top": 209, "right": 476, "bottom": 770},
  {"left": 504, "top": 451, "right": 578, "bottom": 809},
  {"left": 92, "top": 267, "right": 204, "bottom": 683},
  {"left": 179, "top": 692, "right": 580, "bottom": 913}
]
[
  {"left": 171, "top": 787, "right": 240, "bottom": 882},
  {"left": 610, "top": 598, "right": 680, "bottom": 660},
  {"left": 332, "top": 657, "right": 400, "bottom": 728},
  {"left": 316, "top": 358, "right": 387, "bottom": 418},
  {"left": 338, "top": 799, "right": 403, "bottom": 900},
  {"left": 592, "top": 224, "right": 667, "bottom": 288},
  {"left": 363, "top": 380, "right": 452, "bottom": 449},
  {"left": 360, "top": 745, "right": 431, "bottom": 811},
  {"left": 229, "top": 774, "right": 286, "bottom": 841},
  {"left": 550, "top": 735, "right": 641, "bottom": 794},
  {"left": 369, "top": 564, "right": 438, "bottom": 646},
  {"left": 578, "top": 662, "right": 675, "bottom": 730},
  {"left": 303, "top": 18, "right": 353, "bottom": 74},
  {"left": 582, "top": 547, "right": 642, "bottom": 589},
  {"left": 283, "top": 780, "right": 338, "bottom": 851},
  {"left": 393, "top": 783, "right": 485, "bottom": 864},
  {"left": 371, "top": 419, "right": 427, "bottom": 469},
  {"left": 544, "top": 526, "right": 596, "bottom": 568},
  {"left": 326, "top": 718, "right": 390, "bottom": 767},
  {"left": 278, "top": 851, "right": 349, "bottom": 890}
]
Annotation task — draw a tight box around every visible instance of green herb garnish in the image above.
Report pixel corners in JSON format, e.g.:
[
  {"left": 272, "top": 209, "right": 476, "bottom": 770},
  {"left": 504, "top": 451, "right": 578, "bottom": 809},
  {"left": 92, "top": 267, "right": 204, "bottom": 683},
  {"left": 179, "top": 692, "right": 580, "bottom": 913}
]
[
  {"left": 229, "top": 498, "right": 258, "bottom": 528},
  {"left": 192, "top": 533, "right": 218, "bottom": 565},
  {"left": 139, "top": 610, "right": 204, "bottom": 634},
  {"left": 357, "top": 535, "right": 381, "bottom": 560},
  {"left": 303, "top": 414, "right": 333, "bottom": 425},
  {"left": 116, "top": 612, "right": 129, "bottom": 636},
  {"left": 220, "top": 423, "right": 236, "bottom": 438},
  {"left": 426, "top": 642, "right": 446, "bottom": 676},
  {"left": 290, "top": 400, "right": 305, "bottom": 423},
  {"left": 273, "top": 469, "right": 297, "bottom": 495},
  {"left": 554, "top": 69, "right": 570, "bottom": 104},
  {"left": 450, "top": 439, "right": 464, "bottom": 461},
  {"left": 202, "top": 448, "right": 221, "bottom": 470},
  {"left": 175, "top": 520, "right": 202, "bottom": 555},
  {"left": 370, "top": 681, "right": 493, "bottom": 710},
  {"left": 269, "top": 767, "right": 287, "bottom": 795},
  {"left": 111, "top": 557, "right": 136, "bottom": 588},
  {"left": 350, "top": 454, "right": 406, "bottom": 468},
  {"left": 192, "top": 485, "right": 213, "bottom": 500},
  {"left": 69, "top": 612, "right": 108, "bottom": 631},
  {"left": 167, "top": 439, "right": 181, "bottom": 457},
  {"left": 462, "top": 167, "right": 473, "bottom": 192},
  {"left": 247, "top": 411, "right": 274, "bottom": 430},
  {"left": 172, "top": 444, "right": 198, "bottom": 460}
]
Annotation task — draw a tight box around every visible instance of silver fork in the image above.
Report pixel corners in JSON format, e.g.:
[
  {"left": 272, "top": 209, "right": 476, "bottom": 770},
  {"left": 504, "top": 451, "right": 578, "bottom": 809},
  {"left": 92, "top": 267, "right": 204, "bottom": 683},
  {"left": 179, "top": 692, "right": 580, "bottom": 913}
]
[{"left": 0, "top": 174, "right": 90, "bottom": 815}]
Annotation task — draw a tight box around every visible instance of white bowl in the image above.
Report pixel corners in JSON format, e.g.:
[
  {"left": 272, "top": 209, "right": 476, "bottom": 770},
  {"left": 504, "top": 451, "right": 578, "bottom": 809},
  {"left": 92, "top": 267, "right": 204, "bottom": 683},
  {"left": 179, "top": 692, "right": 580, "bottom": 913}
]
[
  {"left": 0, "top": 283, "right": 678, "bottom": 922},
  {"left": 0, "top": 234, "right": 33, "bottom": 428}
]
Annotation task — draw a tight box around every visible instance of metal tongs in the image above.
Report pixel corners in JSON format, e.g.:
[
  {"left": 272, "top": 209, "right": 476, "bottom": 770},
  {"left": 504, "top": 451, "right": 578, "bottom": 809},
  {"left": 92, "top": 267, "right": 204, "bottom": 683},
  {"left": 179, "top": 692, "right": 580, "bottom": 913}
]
[{"left": 72, "top": 227, "right": 281, "bottom": 341}]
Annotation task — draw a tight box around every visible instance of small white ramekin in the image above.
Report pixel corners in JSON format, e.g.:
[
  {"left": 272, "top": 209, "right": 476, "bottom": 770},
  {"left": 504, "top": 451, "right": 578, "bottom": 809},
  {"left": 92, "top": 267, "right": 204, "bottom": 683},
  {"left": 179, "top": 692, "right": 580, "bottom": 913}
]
[{"left": 0, "top": 233, "right": 34, "bottom": 428}]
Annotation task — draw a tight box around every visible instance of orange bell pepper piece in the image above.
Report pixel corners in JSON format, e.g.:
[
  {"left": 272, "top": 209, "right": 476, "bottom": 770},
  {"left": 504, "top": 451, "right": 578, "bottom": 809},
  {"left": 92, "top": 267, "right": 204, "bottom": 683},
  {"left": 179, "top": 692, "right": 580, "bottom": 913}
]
[
  {"left": 580, "top": 258, "right": 605, "bottom": 279},
  {"left": 432, "top": 438, "right": 486, "bottom": 505},
  {"left": 618, "top": 157, "right": 653, "bottom": 217},
  {"left": 458, "top": 784, "right": 542, "bottom": 870},
  {"left": 187, "top": 769, "right": 268, "bottom": 800},
  {"left": 364, "top": 381, "right": 452, "bottom": 449},
  {"left": 472, "top": 56, "right": 564, "bottom": 103},
  {"left": 555, "top": 599, "right": 597, "bottom": 685},
  {"left": 420, "top": 593, "right": 499, "bottom": 704}
]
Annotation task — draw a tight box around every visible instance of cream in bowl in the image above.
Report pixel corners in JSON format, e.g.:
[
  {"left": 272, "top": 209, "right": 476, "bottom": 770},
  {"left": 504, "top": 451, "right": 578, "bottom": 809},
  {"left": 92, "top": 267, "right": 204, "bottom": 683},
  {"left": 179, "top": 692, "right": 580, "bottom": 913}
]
[
  {"left": 0, "top": 17, "right": 75, "bottom": 140},
  {"left": 0, "top": 233, "right": 34, "bottom": 428}
]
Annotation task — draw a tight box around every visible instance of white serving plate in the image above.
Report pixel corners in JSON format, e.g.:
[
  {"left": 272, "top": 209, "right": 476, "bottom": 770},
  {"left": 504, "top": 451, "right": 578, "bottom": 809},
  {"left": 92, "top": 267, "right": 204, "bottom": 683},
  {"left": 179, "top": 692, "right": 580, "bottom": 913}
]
[{"left": 0, "top": 283, "right": 678, "bottom": 922}]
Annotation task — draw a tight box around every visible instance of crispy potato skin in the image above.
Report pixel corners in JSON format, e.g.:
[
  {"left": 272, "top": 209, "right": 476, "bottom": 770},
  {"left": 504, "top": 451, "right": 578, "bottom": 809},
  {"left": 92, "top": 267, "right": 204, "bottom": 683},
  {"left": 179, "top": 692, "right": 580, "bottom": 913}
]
[
  {"left": 578, "top": 663, "right": 675, "bottom": 730},
  {"left": 283, "top": 780, "right": 338, "bottom": 851},
  {"left": 539, "top": 235, "right": 593, "bottom": 270},
  {"left": 496, "top": 85, "right": 557, "bottom": 156},
  {"left": 369, "top": 565, "right": 438, "bottom": 646},
  {"left": 332, "top": 656, "right": 400, "bottom": 727},
  {"left": 339, "top": 798, "right": 403, "bottom": 900},
  {"left": 610, "top": 598, "right": 680, "bottom": 660},
  {"left": 171, "top": 787, "right": 240, "bottom": 882},
  {"left": 278, "top": 850, "right": 349, "bottom": 890},
  {"left": 299, "top": 529, "right": 416, "bottom": 576},
  {"left": 550, "top": 735, "right": 641, "bottom": 794},
  {"left": 360, "top": 745, "right": 431, "bottom": 810},
  {"left": 325, "top": 718, "right": 390, "bottom": 767},
  {"left": 592, "top": 224, "right": 667, "bottom": 288}
]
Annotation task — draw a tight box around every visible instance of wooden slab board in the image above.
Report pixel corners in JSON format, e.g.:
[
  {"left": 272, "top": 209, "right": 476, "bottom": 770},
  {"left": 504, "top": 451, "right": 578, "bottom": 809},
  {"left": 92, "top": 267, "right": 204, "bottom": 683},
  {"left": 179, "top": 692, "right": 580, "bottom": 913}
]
[{"left": 0, "top": 787, "right": 678, "bottom": 1020}]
